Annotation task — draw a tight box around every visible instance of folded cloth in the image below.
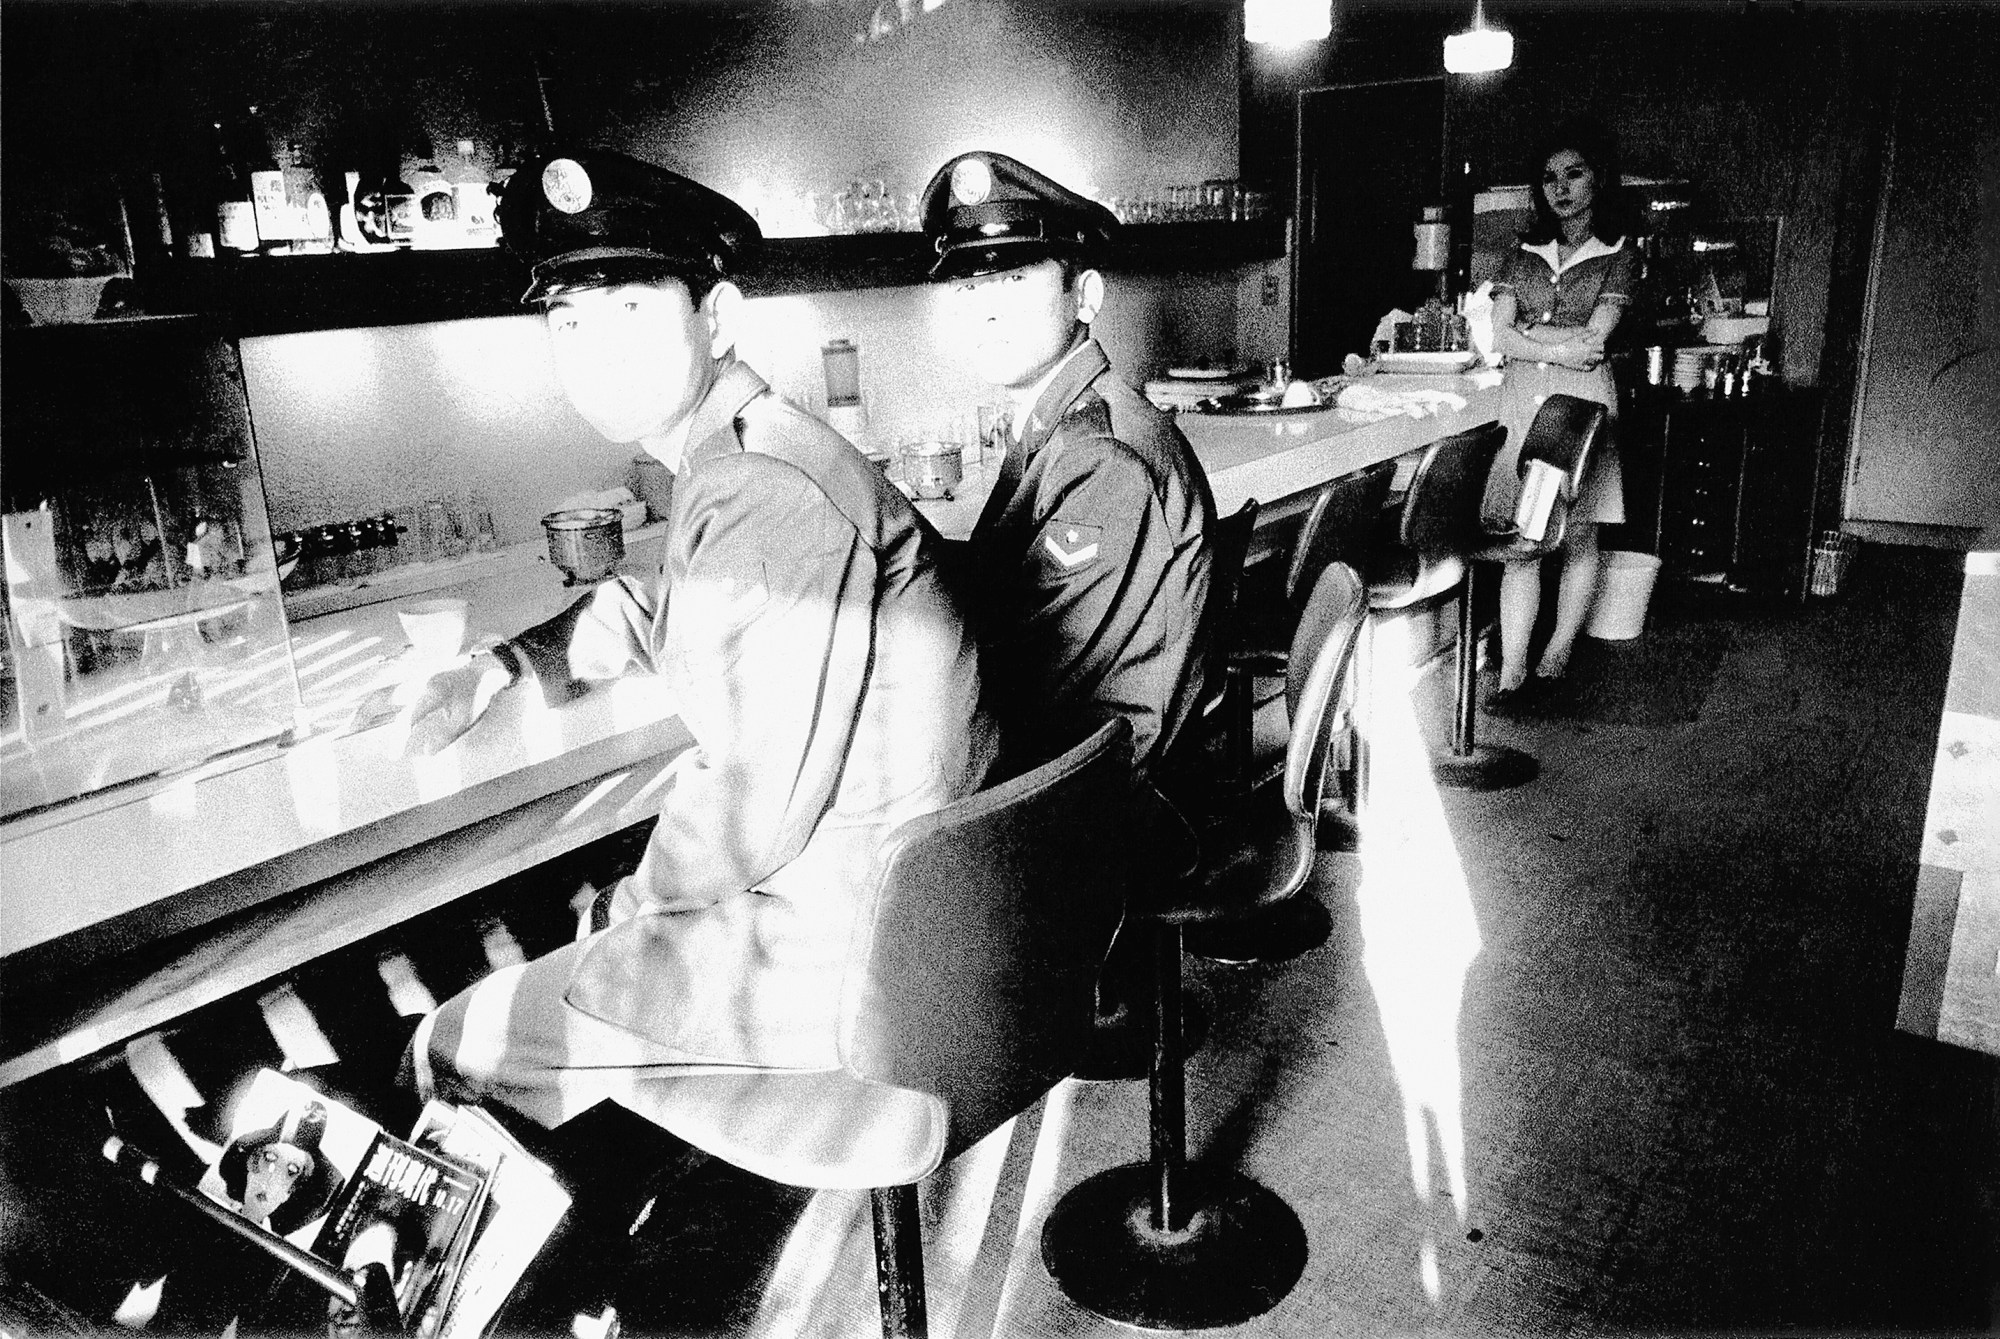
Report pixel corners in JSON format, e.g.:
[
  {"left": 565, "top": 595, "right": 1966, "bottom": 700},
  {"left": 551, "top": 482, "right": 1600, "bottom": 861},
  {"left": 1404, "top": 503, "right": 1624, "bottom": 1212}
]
[
  {"left": 1334, "top": 382, "right": 1469, "bottom": 423},
  {"left": 1462, "top": 281, "right": 1501, "bottom": 368}
]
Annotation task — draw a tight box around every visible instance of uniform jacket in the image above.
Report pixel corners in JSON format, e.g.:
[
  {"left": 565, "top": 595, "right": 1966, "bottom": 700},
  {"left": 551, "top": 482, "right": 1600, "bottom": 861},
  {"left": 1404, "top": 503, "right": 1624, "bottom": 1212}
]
[
  {"left": 502, "top": 360, "right": 995, "bottom": 1069},
  {"left": 962, "top": 338, "right": 1216, "bottom": 779}
]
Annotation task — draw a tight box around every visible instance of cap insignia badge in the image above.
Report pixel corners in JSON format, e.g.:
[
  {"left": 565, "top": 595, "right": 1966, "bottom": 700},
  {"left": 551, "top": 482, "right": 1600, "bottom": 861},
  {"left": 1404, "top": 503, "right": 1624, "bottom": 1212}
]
[
  {"left": 950, "top": 157, "right": 993, "bottom": 207},
  {"left": 543, "top": 158, "right": 593, "bottom": 214}
]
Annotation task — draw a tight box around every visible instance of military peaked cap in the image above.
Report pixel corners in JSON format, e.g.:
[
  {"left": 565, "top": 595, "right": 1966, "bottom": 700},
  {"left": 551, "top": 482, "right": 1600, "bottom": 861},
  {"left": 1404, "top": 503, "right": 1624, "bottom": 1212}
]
[
  {"left": 919, "top": 152, "right": 1118, "bottom": 281},
  {"left": 497, "top": 149, "right": 761, "bottom": 303}
]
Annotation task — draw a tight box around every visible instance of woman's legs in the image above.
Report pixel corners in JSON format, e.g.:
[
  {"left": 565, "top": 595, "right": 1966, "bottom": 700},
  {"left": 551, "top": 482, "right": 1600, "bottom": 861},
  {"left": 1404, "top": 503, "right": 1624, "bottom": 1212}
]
[
  {"left": 1538, "top": 520, "right": 1600, "bottom": 678},
  {"left": 1496, "top": 559, "right": 1541, "bottom": 691}
]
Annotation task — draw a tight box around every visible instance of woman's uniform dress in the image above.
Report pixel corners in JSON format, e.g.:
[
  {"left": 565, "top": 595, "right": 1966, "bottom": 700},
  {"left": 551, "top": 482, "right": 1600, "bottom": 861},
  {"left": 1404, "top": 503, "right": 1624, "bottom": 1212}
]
[
  {"left": 415, "top": 361, "right": 996, "bottom": 1128},
  {"left": 1482, "top": 235, "right": 1641, "bottom": 527}
]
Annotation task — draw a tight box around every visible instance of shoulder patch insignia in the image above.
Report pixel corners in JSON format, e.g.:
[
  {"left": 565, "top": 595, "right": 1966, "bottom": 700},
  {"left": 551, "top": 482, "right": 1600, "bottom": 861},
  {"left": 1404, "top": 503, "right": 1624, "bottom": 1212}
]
[{"left": 1040, "top": 522, "right": 1103, "bottom": 572}]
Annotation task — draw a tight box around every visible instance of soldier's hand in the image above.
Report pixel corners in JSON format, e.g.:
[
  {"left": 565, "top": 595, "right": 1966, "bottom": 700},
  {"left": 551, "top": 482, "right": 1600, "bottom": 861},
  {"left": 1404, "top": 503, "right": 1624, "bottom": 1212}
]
[{"left": 396, "top": 653, "right": 514, "bottom": 757}]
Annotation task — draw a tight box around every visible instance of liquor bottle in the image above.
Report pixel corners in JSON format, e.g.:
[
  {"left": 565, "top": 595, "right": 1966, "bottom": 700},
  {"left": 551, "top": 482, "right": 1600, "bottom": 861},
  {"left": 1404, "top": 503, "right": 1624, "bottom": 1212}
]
[
  {"left": 447, "top": 138, "right": 498, "bottom": 248},
  {"left": 237, "top": 105, "right": 290, "bottom": 254},
  {"left": 404, "top": 140, "right": 455, "bottom": 249},
  {"left": 284, "top": 140, "right": 335, "bottom": 253},
  {"left": 209, "top": 115, "right": 260, "bottom": 256}
]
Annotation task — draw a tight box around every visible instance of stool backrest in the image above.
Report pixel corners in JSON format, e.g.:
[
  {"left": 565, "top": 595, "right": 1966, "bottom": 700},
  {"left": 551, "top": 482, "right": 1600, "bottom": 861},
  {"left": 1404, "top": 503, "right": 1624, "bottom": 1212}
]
[
  {"left": 840, "top": 719, "right": 1133, "bottom": 1157},
  {"left": 1282, "top": 561, "right": 1369, "bottom": 827},
  {"left": 1284, "top": 460, "right": 1396, "bottom": 609},
  {"left": 1163, "top": 498, "right": 1260, "bottom": 764},
  {"left": 1400, "top": 421, "right": 1508, "bottom": 561},
  {"left": 1517, "top": 393, "right": 1610, "bottom": 502}
]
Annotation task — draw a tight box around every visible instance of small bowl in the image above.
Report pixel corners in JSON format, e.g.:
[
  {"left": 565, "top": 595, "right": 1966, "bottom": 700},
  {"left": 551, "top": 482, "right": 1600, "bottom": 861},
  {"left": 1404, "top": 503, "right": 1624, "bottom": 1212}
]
[
  {"left": 397, "top": 597, "right": 470, "bottom": 661},
  {"left": 6, "top": 275, "right": 120, "bottom": 325}
]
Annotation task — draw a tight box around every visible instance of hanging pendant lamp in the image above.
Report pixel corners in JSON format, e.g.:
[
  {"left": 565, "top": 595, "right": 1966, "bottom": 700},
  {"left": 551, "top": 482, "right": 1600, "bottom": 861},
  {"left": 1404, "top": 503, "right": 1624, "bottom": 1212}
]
[
  {"left": 1444, "top": 0, "right": 1514, "bottom": 73},
  {"left": 1245, "top": 0, "right": 1331, "bottom": 46}
]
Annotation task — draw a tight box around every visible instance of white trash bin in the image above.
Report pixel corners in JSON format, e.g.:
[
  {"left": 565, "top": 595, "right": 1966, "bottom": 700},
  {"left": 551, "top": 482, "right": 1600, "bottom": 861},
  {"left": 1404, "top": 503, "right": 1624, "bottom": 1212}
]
[{"left": 1587, "top": 550, "right": 1662, "bottom": 640}]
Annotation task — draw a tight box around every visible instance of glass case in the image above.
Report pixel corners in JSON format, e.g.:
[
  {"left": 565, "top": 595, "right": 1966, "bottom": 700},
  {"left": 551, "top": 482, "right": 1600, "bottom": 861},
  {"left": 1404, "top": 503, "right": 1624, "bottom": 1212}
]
[{"left": 1, "top": 319, "right": 302, "bottom": 819}]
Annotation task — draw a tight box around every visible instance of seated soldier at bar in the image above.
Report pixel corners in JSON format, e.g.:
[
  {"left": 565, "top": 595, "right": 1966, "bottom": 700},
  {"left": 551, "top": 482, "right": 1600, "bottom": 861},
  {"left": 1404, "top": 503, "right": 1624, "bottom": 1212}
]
[
  {"left": 396, "top": 149, "right": 995, "bottom": 1125},
  {"left": 920, "top": 152, "right": 1215, "bottom": 784}
]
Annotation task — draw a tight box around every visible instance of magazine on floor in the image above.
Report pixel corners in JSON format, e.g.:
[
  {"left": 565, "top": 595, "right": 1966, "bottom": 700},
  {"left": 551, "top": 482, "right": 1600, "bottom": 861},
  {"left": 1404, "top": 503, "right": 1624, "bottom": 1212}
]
[{"left": 191, "top": 1069, "right": 569, "bottom": 1337}]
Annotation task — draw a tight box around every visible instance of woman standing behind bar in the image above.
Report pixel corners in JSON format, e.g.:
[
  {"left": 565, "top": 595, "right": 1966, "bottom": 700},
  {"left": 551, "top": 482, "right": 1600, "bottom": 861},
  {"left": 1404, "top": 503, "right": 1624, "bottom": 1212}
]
[{"left": 1483, "top": 119, "right": 1640, "bottom": 704}]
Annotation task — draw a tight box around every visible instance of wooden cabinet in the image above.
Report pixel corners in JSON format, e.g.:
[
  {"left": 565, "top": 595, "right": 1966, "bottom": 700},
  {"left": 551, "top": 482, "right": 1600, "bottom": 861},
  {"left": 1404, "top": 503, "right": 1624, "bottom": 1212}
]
[{"left": 1614, "top": 381, "right": 1826, "bottom": 601}]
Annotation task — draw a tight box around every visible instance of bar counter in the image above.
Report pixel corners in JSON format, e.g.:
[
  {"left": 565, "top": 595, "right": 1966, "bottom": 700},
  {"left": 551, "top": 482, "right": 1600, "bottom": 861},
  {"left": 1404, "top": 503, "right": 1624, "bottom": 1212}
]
[{"left": 0, "top": 372, "right": 1501, "bottom": 1087}]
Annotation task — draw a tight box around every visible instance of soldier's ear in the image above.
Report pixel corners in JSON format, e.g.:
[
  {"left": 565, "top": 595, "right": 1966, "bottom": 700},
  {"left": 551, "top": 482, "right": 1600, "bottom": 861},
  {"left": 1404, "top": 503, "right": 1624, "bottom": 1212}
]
[
  {"left": 1074, "top": 269, "right": 1104, "bottom": 325},
  {"left": 702, "top": 281, "right": 744, "bottom": 359}
]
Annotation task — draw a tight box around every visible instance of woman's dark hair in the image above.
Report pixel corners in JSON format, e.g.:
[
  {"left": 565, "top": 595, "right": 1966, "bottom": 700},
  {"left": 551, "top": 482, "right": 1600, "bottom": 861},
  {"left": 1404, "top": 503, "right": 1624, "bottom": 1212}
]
[
  {"left": 217, "top": 1100, "right": 340, "bottom": 1236},
  {"left": 1520, "top": 117, "right": 1637, "bottom": 246}
]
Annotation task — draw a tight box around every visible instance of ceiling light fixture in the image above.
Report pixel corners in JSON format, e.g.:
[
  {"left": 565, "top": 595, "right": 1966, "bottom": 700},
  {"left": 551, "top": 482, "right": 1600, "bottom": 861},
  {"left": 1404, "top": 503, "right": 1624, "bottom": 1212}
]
[
  {"left": 1245, "top": 0, "right": 1331, "bottom": 46},
  {"left": 1443, "top": 0, "right": 1513, "bottom": 74}
]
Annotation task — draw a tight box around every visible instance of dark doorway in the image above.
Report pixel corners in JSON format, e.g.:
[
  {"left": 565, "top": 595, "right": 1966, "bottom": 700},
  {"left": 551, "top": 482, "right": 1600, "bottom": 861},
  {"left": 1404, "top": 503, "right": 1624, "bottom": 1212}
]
[{"left": 1292, "top": 77, "right": 1448, "bottom": 377}]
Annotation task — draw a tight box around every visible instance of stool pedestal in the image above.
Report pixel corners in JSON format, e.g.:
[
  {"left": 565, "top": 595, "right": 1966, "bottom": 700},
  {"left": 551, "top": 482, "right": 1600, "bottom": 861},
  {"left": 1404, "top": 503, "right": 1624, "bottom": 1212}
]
[
  {"left": 1434, "top": 564, "right": 1538, "bottom": 791},
  {"left": 1042, "top": 927, "right": 1305, "bottom": 1327}
]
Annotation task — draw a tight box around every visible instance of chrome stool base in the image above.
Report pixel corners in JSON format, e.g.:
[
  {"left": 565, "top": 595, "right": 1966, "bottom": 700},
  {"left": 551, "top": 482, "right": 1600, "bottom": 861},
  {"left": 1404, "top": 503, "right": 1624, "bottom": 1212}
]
[
  {"left": 1432, "top": 741, "right": 1540, "bottom": 791},
  {"left": 1041, "top": 1162, "right": 1307, "bottom": 1330}
]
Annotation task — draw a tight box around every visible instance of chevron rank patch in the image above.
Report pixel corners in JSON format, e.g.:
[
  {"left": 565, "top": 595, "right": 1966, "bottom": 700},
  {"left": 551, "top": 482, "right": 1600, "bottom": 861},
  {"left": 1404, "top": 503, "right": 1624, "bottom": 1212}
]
[{"left": 1040, "top": 522, "right": 1102, "bottom": 573}]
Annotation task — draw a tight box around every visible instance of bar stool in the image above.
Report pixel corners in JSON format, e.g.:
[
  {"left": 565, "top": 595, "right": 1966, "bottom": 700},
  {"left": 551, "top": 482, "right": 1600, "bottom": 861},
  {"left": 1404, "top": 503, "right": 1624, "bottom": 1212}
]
[
  {"left": 611, "top": 721, "right": 1133, "bottom": 1339},
  {"left": 1221, "top": 460, "right": 1396, "bottom": 792},
  {"left": 1158, "top": 497, "right": 1263, "bottom": 803},
  {"left": 1040, "top": 563, "right": 1369, "bottom": 1330},
  {"left": 1362, "top": 421, "right": 1533, "bottom": 790},
  {"left": 1183, "top": 545, "right": 1379, "bottom": 964},
  {"left": 1469, "top": 390, "right": 1612, "bottom": 670},
  {"left": 1076, "top": 499, "right": 1259, "bottom": 1083}
]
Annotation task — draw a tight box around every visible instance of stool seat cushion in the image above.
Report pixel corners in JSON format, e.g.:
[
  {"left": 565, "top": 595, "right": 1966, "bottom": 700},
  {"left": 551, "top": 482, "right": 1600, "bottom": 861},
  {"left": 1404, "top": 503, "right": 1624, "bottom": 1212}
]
[
  {"left": 1470, "top": 533, "right": 1548, "bottom": 565},
  {"left": 1134, "top": 797, "right": 1312, "bottom": 926},
  {"left": 1367, "top": 553, "right": 1464, "bottom": 611},
  {"left": 631, "top": 1067, "right": 948, "bottom": 1191},
  {"left": 1226, "top": 643, "right": 1290, "bottom": 679}
]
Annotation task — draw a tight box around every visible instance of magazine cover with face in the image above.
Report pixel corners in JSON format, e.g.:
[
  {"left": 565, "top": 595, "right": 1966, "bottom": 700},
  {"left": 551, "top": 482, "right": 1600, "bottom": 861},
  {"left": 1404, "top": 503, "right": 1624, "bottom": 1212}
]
[{"left": 195, "top": 1069, "right": 376, "bottom": 1248}]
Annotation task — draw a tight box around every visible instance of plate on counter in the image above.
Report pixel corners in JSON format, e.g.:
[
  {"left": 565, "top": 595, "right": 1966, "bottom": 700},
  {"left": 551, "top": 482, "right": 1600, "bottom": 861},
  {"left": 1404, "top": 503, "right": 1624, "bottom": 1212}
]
[
  {"left": 1167, "top": 364, "right": 1252, "bottom": 381},
  {"left": 1188, "top": 394, "right": 1327, "bottom": 416},
  {"left": 1373, "top": 351, "right": 1479, "bottom": 374}
]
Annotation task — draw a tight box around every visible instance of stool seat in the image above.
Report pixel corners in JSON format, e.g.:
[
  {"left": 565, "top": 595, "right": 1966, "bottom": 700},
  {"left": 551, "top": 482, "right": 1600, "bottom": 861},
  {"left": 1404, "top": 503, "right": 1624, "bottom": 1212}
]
[
  {"left": 1366, "top": 551, "right": 1465, "bottom": 610},
  {"left": 1135, "top": 794, "right": 1313, "bottom": 926},
  {"left": 631, "top": 1067, "right": 943, "bottom": 1191},
  {"left": 610, "top": 721, "right": 1135, "bottom": 1338}
]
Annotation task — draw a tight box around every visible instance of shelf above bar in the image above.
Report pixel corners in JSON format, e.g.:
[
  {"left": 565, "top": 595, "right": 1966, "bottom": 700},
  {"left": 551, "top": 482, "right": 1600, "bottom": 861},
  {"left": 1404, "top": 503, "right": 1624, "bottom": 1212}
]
[{"left": 129, "top": 220, "right": 1287, "bottom": 338}]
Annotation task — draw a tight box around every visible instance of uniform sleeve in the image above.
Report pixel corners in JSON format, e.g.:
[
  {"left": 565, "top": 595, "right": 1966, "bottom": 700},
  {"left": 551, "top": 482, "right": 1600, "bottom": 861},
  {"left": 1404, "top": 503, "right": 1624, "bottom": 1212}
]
[
  {"left": 504, "top": 575, "right": 663, "bottom": 706},
  {"left": 986, "top": 444, "right": 1179, "bottom": 769},
  {"left": 1490, "top": 246, "right": 1525, "bottom": 298},
  {"left": 1598, "top": 243, "right": 1642, "bottom": 305},
  {"left": 633, "top": 455, "right": 874, "bottom": 910}
]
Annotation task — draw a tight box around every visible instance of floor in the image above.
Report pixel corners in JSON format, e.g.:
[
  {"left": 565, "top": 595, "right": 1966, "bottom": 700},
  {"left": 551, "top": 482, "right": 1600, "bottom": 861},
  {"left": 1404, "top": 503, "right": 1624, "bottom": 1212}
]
[
  {"left": 4, "top": 544, "right": 1996, "bottom": 1336},
  {"left": 590, "top": 544, "right": 1999, "bottom": 1338}
]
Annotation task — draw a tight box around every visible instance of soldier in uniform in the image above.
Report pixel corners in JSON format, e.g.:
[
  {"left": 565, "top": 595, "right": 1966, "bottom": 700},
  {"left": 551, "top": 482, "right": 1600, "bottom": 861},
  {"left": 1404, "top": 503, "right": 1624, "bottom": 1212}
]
[
  {"left": 397, "top": 149, "right": 995, "bottom": 1128},
  {"left": 919, "top": 151, "right": 1215, "bottom": 784}
]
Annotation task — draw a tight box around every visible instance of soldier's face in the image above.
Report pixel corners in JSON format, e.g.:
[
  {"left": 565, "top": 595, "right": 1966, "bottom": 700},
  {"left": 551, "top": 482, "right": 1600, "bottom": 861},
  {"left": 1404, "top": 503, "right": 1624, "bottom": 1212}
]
[
  {"left": 942, "top": 260, "right": 1083, "bottom": 390},
  {"left": 546, "top": 281, "right": 717, "bottom": 445}
]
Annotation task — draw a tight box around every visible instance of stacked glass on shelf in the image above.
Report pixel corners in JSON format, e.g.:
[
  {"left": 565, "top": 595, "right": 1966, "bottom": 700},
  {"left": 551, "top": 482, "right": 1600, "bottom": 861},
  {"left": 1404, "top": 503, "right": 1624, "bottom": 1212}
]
[
  {"left": 1106, "top": 180, "right": 1273, "bottom": 225},
  {"left": 275, "top": 497, "right": 497, "bottom": 591}
]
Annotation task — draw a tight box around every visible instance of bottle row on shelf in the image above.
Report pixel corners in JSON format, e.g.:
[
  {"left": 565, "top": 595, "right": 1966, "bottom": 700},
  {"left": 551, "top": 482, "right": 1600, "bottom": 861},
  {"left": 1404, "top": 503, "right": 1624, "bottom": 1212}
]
[{"left": 133, "top": 107, "right": 516, "bottom": 265}]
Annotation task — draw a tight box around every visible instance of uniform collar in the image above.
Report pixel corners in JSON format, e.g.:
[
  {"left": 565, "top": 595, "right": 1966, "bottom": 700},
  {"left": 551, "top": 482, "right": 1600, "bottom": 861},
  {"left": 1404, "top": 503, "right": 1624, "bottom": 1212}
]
[
  {"left": 1014, "top": 337, "right": 1110, "bottom": 456},
  {"left": 1521, "top": 233, "right": 1626, "bottom": 276},
  {"left": 680, "top": 358, "right": 770, "bottom": 468}
]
